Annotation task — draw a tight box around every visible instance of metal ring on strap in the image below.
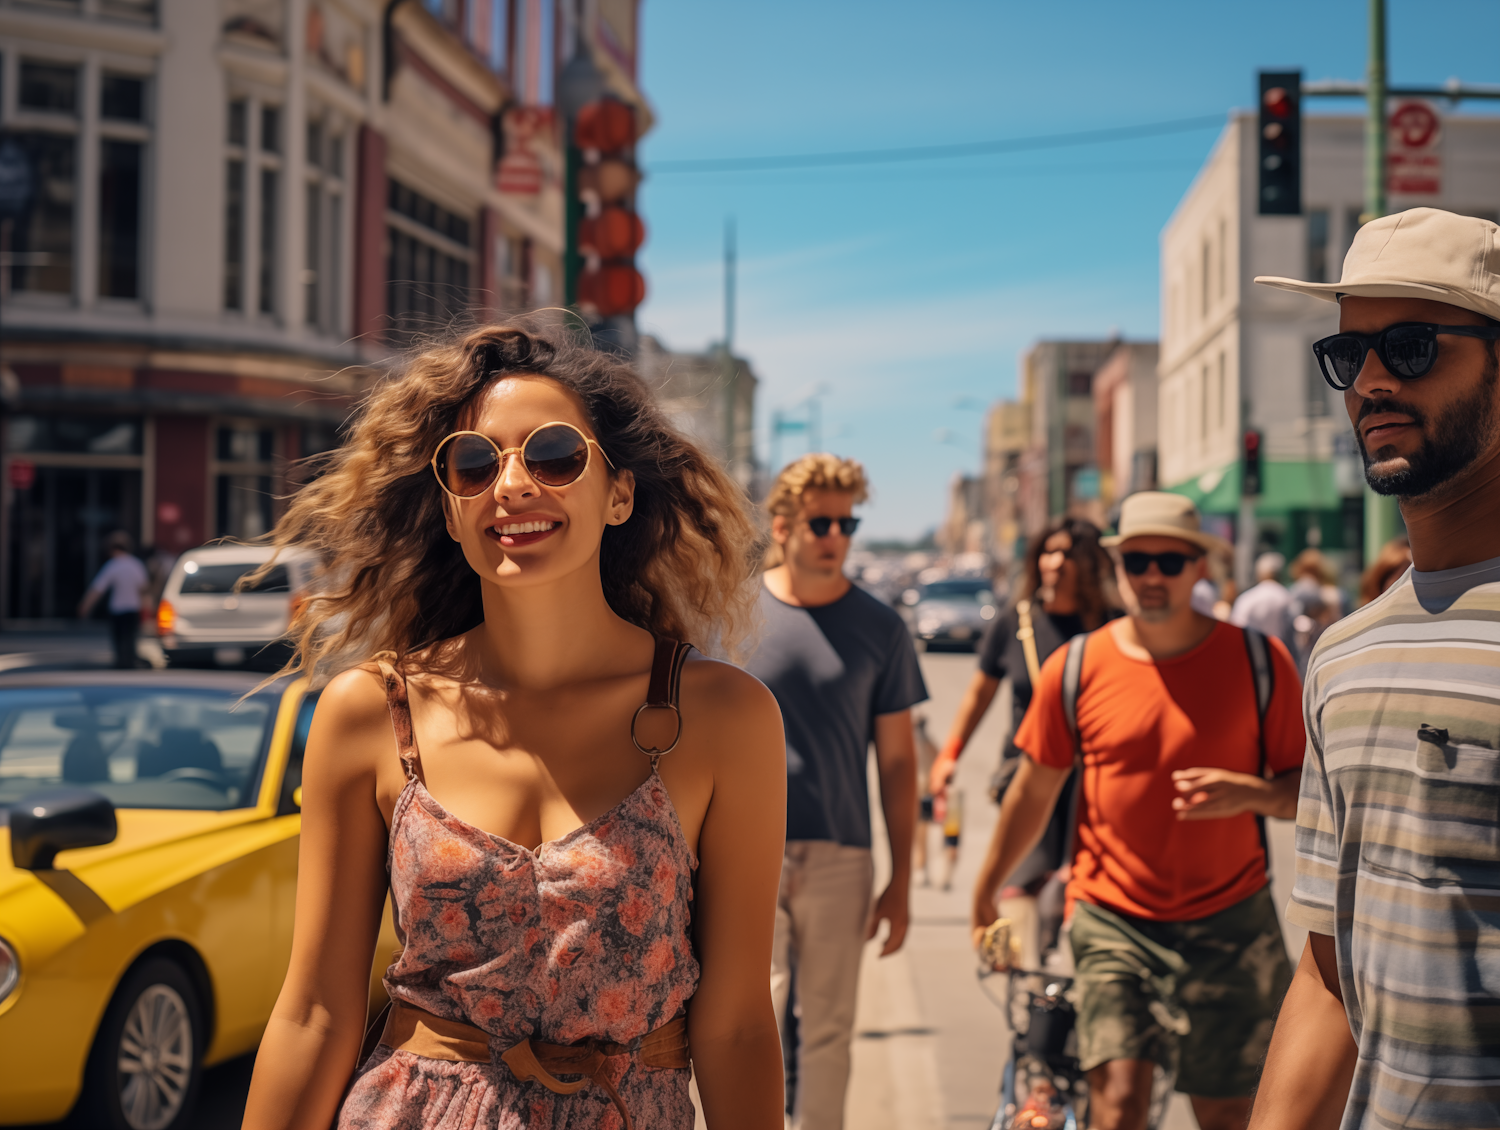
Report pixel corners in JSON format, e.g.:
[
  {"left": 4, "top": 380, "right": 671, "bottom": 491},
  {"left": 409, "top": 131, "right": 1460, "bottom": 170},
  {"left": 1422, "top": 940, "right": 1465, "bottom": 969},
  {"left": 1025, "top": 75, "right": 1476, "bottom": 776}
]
[{"left": 631, "top": 702, "right": 684, "bottom": 757}]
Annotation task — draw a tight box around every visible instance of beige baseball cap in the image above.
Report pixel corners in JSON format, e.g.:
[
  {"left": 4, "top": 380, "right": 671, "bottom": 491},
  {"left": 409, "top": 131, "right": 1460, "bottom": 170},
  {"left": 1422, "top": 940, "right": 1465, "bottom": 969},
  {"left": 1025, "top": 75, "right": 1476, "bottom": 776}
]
[
  {"left": 1255, "top": 207, "right": 1500, "bottom": 321},
  {"left": 1102, "top": 491, "right": 1232, "bottom": 557}
]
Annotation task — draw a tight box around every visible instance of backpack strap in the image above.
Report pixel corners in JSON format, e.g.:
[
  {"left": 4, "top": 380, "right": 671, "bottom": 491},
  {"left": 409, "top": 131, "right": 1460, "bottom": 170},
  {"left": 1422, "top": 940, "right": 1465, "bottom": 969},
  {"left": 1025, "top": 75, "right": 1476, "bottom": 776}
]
[
  {"left": 631, "top": 637, "right": 693, "bottom": 769},
  {"left": 1016, "top": 599, "right": 1043, "bottom": 686},
  {"left": 1241, "top": 626, "right": 1275, "bottom": 878},
  {"left": 1058, "top": 632, "right": 1090, "bottom": 870}
]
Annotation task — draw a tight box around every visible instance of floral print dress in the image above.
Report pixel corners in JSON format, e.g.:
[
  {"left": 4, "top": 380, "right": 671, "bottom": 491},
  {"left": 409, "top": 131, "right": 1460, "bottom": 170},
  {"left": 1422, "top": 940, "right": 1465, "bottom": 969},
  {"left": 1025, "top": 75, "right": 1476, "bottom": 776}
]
[{"left": 338, "top": 660, "right": 700, "bottom": 1130}]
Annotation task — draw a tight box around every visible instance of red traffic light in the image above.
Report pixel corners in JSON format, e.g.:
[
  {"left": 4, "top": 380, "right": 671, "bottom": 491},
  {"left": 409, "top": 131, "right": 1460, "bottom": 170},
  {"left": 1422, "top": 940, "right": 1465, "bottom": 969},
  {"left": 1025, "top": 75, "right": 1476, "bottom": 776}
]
[
  {"left": 574, "top": 98, "right": 636, "bottom": 153},
  {"left": 1243, "top": 429, "right": 1262, "bottom": 455},
  {"left": 1263, "top": 86, "right": 1292, "bottom": 119},
  {"left": 578, "top": 263, "right": 646, "bottom": 316},
  {"left": 580, "top": 207, "right": 645, "bottom": 259}
]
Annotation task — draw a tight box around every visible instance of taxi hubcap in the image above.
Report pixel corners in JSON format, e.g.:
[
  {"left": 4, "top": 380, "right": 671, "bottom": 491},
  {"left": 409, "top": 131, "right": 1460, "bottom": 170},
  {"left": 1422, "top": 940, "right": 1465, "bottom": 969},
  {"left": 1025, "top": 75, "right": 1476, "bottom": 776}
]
[{"left": 117, "top": 984, "right": 193, "bottom": 1130}]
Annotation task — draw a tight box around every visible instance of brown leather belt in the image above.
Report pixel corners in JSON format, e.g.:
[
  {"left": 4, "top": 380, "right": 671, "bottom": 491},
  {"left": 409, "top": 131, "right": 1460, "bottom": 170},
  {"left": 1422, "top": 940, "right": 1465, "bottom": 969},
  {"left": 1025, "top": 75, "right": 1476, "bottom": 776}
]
[{"left": 380, "top": 1000, "right": 689, "bottom": 1130}]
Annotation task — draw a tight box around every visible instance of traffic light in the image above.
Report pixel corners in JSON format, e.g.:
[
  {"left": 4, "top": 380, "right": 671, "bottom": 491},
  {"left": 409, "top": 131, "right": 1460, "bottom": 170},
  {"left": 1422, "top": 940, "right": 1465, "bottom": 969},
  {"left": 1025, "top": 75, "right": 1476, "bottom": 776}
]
[
  {"left": 572, "top": 97, "right": 646, "bottom": 319},
  {"left": 1258, "top": 71, "right": 1302, "bottom": 215},
  {"left": 1243, "top": 429, "right": 1263, "bottom": 496}
]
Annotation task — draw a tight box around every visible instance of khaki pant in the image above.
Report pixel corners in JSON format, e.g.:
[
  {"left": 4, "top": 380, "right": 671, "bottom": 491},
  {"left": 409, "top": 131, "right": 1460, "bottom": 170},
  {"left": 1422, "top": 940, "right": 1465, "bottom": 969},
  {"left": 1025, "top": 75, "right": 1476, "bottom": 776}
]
[{"left": 770, "top": 841, "right": 875, "bottom": 1130}]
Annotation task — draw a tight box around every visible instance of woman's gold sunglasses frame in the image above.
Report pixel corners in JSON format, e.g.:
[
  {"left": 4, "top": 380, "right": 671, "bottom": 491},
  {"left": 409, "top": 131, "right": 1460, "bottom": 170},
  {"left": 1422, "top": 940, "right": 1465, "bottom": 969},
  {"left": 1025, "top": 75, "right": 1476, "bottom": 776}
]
[{"left": 431, "top": 421, "right": 615, "bottom": 499}]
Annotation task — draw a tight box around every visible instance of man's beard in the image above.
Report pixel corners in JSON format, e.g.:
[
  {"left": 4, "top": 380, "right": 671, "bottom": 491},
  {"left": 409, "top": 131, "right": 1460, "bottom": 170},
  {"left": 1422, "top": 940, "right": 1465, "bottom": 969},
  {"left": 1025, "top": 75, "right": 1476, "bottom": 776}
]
[
  {"left": 1360, "top": 353, "right": 1498, "bottom": 499},
  {"left": 1129, "top": 585, "right": 1177, "bottom": 622}
]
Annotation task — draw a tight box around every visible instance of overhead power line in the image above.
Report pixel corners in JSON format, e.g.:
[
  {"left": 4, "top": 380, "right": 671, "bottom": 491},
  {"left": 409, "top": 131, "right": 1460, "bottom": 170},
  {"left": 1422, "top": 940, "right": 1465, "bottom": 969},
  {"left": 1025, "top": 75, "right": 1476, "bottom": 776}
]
[{"left": 647, "top": 113, "right": 1227, "bottom": 174}]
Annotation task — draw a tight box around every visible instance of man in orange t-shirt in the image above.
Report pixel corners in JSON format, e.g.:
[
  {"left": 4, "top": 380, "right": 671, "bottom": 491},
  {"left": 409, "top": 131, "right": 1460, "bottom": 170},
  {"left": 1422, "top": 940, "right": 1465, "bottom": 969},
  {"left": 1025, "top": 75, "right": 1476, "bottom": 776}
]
[{"left": 972, "top": 493, "right": 1305, "bottom": 1130}]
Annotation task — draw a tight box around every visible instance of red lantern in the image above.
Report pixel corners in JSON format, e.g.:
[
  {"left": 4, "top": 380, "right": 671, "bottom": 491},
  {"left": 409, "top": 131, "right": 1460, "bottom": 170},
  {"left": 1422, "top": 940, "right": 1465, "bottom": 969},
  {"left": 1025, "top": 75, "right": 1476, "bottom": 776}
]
[
  {"left": 578, "top": 263, "right": 646, "bottom": 316},
  {"left": 574, "top": 98, "right": 636, "bottom": 153},
  {"left": 579, "top": 207, "right": 645, "bottom": 259}
]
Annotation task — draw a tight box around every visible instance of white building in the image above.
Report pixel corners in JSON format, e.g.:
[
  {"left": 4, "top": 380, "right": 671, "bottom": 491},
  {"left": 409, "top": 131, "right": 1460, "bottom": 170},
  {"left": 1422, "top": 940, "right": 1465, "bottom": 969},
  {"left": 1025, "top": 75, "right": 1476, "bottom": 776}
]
[{"left": 1159, "top": 108, "right": 1500, "bottom": 583}]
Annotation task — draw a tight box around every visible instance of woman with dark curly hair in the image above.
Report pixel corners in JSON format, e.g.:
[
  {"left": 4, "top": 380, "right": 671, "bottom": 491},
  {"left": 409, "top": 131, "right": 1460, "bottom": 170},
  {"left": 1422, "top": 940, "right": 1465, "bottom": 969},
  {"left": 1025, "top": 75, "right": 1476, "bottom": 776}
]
[{"left": 243, "top": 323, "right": 786, "bottom": 1130}]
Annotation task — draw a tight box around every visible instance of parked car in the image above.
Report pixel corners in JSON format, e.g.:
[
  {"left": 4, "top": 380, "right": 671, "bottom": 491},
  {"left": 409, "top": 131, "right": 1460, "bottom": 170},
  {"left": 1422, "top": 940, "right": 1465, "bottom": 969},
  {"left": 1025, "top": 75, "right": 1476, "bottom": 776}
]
[
  {"left": 0, "top": 670, "right": 395, "bottom": 1130},
  {"left": 157, "top": 545, "right": 313, "bottom": 670},
  {"left": 909, "top": 577, "right": 998, "bottom": 651}
]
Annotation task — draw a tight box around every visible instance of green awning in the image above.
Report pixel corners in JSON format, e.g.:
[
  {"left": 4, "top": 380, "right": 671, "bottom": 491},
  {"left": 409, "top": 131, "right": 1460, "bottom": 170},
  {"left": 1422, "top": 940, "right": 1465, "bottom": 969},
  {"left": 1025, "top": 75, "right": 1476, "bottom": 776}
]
[{"left": 1163, "top": 460, "right": 1342, "bottom": 517}]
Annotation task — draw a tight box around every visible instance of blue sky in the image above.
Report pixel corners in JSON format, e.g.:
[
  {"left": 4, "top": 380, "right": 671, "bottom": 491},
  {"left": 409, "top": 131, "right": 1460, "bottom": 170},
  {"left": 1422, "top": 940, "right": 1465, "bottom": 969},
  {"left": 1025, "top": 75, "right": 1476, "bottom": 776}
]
[{"left": 633, "top": 0, "right": 1500, "bottom": 540}]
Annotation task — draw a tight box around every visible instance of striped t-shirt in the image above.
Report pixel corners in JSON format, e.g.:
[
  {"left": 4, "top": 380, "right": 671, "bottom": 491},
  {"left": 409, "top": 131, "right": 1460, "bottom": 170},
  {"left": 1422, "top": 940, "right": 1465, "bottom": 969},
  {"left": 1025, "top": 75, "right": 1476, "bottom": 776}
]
[{"left": 1289, "top": 555, "right": 1500, "bottom": 1129}]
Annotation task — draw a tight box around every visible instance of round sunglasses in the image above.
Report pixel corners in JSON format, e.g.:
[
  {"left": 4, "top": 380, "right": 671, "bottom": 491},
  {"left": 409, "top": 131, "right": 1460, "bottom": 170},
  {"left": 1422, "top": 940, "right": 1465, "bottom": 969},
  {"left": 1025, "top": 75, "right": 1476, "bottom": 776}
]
[
  {"left": 431, "top": 421, "right": 614, "bottom": 499},
  {"left": 1312, "top": 322, "right": 1500, "bottom": 391}
]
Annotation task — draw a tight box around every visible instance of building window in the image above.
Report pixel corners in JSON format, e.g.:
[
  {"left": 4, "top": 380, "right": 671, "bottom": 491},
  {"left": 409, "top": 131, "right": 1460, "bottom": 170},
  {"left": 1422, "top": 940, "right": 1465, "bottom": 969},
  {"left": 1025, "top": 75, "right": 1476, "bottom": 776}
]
[
  {"left": 225, "top": 100, "right": 247, "bottom": 310},
  {"left": 1218, "top": 218, "right": 1227, "bottom": 299},
  {"left": 223, "top": 97, "right": 283, "bottom": 317},
  {"left": 304, "top": 117, "right": 345, "bottom": 333},
  {"left": 1200, "top": 364, "right": 1210, "bottom": 443},
  {"left": 101, "top": 75, "right": 144, "bottom": 122},
  {"left": 386, "top": 180, "right": 473, "bottom": 337},
  {"left": 96, "top": 72, "right": 148, "bottom": 301},
  {"left": 1307, "top": 209, "right": 1330, "bottom": 284},
  {"left": 98, "top": 140, "right": 142, "bottom": 298},
  {"left": 1201, "top": 240, "right": 1211, "bottom": 318},
  {"left": 19, "top": 61, "right": 78, "bottom": 114},
  {"left": 259, "top": 167, "right": 279, "bottom": 314},
  {"left": 1217, "top": 352, "right": 1227, "bottom": 431},
  {"left": 1, "top": 133, "right": 75, "bottom": 295},
  {"left": 213, "top": 425, "right": 276, "bottom": 540}
]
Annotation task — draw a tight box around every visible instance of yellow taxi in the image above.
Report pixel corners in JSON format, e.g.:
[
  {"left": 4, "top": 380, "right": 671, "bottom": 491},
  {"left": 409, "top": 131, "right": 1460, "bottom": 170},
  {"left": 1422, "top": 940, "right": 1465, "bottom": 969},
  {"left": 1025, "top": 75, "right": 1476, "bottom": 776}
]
[{"left": 0, "top": 669, "right": 395, "bottom": 1129}]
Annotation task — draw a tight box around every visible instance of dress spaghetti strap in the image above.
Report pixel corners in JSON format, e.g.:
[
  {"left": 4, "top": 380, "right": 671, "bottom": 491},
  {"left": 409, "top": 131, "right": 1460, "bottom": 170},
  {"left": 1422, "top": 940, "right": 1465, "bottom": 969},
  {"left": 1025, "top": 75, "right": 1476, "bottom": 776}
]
[{"left": 373, "top": 654, "right": 420, "bottom": 782}]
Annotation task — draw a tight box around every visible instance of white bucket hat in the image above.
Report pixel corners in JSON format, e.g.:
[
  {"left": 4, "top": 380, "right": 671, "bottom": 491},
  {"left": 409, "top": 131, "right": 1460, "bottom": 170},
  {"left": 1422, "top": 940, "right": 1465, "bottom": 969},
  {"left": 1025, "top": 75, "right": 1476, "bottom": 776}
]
[
  {"left": 1102, "top": 491, "right": 1233, "bottom": 557},
  {"left": 1255, "top": 207, "right": 1500, "bottom": 321}
]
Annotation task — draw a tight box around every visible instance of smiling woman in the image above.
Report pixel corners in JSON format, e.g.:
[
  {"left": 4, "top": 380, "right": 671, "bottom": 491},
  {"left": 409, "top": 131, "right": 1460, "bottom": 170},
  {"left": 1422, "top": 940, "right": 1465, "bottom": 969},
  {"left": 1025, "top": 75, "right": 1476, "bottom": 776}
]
[{"left": 240, "top": 321, "right": 788, "bottom": 1130}]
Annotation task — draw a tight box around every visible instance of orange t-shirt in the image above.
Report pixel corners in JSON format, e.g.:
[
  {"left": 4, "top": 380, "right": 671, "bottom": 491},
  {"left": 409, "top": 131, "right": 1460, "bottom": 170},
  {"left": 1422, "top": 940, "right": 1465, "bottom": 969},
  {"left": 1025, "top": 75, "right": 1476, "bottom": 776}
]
[{"left": 1014, "top": 621, "right": 1305, "bottom": 922}]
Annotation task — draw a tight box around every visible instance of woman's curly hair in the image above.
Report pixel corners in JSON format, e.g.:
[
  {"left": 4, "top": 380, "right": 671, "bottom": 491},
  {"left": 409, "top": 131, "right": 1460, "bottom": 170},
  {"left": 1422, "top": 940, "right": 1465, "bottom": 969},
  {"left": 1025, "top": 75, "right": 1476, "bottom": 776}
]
[{"left": 260, "top": 322, "right": 762, "bottom": 679}]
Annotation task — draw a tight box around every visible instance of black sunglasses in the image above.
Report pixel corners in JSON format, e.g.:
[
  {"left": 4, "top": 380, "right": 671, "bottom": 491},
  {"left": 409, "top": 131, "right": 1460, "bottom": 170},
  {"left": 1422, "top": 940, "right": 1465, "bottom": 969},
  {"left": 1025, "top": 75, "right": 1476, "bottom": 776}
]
[
  {"left": 807, "top": 516, "right": 860, "bottom": 538},
  {"left": 1120, "top": 550, "right": 1201, "bottom": 577},
  {"left": 1312, "top": 322, "right": 1500, "bottom": 391}
]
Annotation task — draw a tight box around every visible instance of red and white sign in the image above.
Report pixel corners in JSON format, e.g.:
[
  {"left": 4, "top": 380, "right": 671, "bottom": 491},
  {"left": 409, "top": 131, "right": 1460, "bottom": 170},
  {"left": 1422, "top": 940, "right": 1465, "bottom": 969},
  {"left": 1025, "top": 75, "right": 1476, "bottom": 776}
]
[
  {"left": 496, "top": 107, "right": 552, "bottom": 196},
  {"left": 1388, "top": 99, "right": 1442, "bottom": 196},
  {"left": 8, "top": 460, "right": 34, "bottom": 491}
]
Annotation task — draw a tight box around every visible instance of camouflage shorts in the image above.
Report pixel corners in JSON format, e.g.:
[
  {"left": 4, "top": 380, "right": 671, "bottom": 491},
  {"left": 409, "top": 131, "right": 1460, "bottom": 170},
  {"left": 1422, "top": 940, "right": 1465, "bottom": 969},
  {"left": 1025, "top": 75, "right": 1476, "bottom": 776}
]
[{"left": 1068, "top": 887, "right": 1293, "bottom": 1099}]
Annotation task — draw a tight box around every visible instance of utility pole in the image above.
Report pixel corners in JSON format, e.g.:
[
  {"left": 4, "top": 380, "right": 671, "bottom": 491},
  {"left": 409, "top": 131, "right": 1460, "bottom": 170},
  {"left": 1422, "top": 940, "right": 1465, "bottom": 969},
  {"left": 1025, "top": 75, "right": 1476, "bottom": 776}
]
[{"left": 1363, "top": 0, "right": 1403, "bottom": 565}]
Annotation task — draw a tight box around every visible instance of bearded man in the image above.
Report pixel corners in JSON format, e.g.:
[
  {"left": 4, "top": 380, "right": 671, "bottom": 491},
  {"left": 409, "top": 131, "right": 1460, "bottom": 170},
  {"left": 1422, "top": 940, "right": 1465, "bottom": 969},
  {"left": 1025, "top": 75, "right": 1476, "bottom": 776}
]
[{"left": 1250, "top": 207, "right": 1500, "bottom": 1129}]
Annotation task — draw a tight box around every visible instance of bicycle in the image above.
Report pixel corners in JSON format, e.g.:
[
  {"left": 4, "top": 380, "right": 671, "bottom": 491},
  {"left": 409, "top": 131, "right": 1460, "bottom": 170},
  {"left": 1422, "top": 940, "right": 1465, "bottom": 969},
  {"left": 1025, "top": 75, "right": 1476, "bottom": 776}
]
[{"left": 978, "top": 923, "right": 1175, "bottom": 1130}]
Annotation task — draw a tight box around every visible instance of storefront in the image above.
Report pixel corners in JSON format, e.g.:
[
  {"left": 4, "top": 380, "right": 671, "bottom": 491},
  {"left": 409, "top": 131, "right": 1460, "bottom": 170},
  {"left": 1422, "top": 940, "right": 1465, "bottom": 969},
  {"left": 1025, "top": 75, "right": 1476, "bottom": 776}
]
[{"left": 0, "top": 350, "right": 363, "bottom": 627}]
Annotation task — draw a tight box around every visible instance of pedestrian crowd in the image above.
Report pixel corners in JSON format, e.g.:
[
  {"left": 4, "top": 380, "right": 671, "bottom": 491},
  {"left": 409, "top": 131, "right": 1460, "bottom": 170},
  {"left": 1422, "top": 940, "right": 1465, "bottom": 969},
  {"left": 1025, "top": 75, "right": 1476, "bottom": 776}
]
[{"left": 219, "top": 205, "right": 1500, "bottom": 1130}]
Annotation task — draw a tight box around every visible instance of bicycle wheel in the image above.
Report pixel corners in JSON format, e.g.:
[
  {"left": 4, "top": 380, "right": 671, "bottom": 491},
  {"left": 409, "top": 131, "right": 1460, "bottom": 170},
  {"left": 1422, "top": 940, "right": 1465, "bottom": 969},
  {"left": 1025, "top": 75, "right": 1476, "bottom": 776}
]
[{"left": 994, "top": 1052, "right": 1085, "bottom": 1130}]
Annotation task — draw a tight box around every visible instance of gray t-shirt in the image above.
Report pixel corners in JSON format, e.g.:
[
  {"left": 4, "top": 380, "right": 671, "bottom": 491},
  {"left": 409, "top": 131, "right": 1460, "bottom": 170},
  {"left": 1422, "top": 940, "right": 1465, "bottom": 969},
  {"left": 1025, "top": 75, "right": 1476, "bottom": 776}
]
[
  {"left": 747, "top": 583, "right": 928, "bottom": 848},
  {"left": 1290, "top": 554, "right": 1500, "bottom": 1128}
]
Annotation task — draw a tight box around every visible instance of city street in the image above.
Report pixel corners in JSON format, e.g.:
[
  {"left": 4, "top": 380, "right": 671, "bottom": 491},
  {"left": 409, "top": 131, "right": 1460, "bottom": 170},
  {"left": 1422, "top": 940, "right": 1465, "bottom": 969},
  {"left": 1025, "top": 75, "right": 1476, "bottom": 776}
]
[{"left": 31, "top": 647, "right": 1303, "bottom": 1130}]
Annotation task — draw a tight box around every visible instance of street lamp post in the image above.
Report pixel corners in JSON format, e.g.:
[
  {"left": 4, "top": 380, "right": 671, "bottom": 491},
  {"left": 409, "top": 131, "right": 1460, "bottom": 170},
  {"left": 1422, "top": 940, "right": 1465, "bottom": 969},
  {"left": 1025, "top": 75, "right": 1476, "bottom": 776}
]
[
  {"left": 1363, "top": 0, "right": 1403, "bottom": 565},
  {"left": 555, "top": 30, "right": 605, "bottom": 311}
]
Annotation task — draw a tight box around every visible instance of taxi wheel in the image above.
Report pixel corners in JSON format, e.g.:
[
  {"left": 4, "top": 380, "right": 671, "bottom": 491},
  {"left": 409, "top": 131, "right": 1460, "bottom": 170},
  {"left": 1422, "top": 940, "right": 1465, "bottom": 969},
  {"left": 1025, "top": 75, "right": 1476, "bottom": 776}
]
[{"left": 79, "top": 957, "right": 204, "bottom": 1130}]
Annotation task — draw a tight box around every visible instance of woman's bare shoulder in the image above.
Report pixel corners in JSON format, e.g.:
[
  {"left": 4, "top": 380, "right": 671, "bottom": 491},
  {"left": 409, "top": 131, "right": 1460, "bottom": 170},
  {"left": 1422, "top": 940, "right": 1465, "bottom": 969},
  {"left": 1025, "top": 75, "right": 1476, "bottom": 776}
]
[
  {"left": 681, "top": 655, "right": 782, "bottom": 735},
  {"left": 304, "top": 666, "right": 398, "bottom": 778}
]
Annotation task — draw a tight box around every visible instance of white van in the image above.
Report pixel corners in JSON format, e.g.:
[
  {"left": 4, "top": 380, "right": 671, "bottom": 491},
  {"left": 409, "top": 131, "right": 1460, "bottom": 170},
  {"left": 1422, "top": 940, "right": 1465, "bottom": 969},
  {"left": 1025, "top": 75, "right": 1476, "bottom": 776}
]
[{"left": 157, "top": 545, "right": 313, "bottom": 669}]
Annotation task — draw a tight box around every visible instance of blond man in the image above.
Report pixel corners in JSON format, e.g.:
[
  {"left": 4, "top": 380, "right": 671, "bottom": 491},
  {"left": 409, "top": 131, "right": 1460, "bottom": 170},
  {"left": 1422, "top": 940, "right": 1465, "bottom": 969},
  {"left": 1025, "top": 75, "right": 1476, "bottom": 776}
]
[{"left": 746, "top": 454, "right": 926, "bottom": 1130}]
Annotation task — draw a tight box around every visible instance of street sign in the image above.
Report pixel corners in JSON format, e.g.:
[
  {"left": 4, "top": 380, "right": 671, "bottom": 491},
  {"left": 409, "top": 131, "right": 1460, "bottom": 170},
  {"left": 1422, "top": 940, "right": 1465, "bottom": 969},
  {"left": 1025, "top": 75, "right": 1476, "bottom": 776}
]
[
  {"left": 0, "top": 140, "right": 33, "bottom": 221},
  {"left": 1388, "top": 99, "right": 1442, "bottom": 196},
  {"left": 1073, "top": 466, "right": 1101, "bottom": 501},
  {"left": 9, "top": 460, "right": 35, "bottom": 491}
]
